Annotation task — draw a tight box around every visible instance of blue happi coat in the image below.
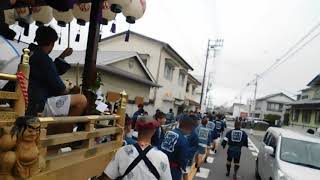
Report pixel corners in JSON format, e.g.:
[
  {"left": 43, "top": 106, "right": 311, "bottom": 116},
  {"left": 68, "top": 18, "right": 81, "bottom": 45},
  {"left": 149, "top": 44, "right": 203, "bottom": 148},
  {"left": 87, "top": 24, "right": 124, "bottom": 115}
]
[
  {"left": 186, "top": 128, "right": 199, "bottom": 166},
  {"left": 160, "top": 128, "right": 189, "bottom": 180},
  {"left": 206, "top": 121, "right": 218, "bottom": 141},
  {"left": 195, "top": 124, "right": 211, "bottom": 154}
]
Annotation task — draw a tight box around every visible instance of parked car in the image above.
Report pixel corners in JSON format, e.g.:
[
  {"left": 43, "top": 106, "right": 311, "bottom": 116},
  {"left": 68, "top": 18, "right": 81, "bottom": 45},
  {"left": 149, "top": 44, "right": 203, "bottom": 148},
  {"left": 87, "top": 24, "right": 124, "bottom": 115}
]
[
  {"left": 253, "top": 120, "right": 270, "bottom": 131},
  {"left": 225, "top": 115, "right": 235, "bottom": 121},
  {"left": 256, "top": 127, "right": 320, "bottom": 180}
]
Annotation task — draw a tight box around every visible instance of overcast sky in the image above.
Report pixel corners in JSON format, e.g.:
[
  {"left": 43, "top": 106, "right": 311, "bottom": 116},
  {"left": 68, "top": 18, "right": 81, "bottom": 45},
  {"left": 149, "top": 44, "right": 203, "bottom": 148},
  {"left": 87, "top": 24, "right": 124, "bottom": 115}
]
[{"left": 16, "top": 0, "right": 320, "bottom": 106}]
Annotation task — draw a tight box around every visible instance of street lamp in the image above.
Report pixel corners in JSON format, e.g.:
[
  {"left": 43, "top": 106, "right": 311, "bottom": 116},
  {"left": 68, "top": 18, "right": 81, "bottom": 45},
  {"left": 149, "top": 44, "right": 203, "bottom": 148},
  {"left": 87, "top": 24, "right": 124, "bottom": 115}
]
[{"left": 200, "top": 38, "right": 223, "bottom": 112}]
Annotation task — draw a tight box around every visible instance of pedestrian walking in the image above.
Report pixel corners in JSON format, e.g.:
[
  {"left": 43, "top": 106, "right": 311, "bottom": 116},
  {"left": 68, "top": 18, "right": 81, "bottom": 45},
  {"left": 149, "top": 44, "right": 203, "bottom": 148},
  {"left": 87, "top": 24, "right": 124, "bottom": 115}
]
[
  {"left": 221, "top": 120, "right": 248, "bottom": 180},
  {"left": 131, "top": 104, "right": 145, "bottom": 129},
  {"left": 165, "top": 109, "right": 175, "bottom": 124},
  {"left": 206, "top": 115, "right": 218, "bottom": 153},
  {"left": 213, "top": 114, "right": 226, "bottom": 152},
  {"left": 160, "top": 114, "right": 194, "bottom": 180},
  {"left": 185, "top": 115, "right": 199, "bottom": 173},
  {"left": 124, "top": 114, "right": 136, "bottom": 145},
  {"left": 102, "top": 115, "right": 172, "bottom": 180},
  {"left": 151, "top": 111, "right": 167, "bottom": 148},
  {"left": 194, "top": 116, "right": 211, "bottom": 172}
]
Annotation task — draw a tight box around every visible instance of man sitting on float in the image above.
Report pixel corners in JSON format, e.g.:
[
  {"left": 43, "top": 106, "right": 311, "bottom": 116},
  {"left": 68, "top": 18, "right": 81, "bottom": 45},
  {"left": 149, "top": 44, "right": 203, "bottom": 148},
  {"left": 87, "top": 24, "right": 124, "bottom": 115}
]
[{"left": 26, "top": 26, "right": 87, "bottom": 119}]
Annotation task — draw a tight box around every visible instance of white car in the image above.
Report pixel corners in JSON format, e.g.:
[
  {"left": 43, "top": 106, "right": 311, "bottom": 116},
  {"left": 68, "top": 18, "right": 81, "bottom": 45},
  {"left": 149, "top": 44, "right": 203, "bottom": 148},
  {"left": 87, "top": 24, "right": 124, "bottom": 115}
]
[{"left": 256, "top": 127, "right": 320, "bottom": 180}]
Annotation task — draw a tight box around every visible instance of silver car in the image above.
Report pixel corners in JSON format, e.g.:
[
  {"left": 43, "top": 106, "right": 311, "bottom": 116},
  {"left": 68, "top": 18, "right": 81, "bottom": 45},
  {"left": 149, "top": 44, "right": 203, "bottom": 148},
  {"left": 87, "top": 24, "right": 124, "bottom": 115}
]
[{"left": 256, "top": 127, "right": 320, "bottom": 180}]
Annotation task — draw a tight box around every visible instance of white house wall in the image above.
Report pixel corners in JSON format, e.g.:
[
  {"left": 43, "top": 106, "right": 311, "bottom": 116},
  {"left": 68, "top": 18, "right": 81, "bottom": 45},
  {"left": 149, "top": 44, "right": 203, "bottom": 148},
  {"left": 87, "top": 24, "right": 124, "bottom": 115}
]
[
  {"left": 99, "top": 34, "right": 190, "bottom": 115},
  {"left": 109, "top": 57, "right": 149, "bottom": 79},
  {"left": 99, "top": 35, "right": 163, "bottom": 102},
  {"left": 155, "top": 50, "right": 188, "bottom": 113}
]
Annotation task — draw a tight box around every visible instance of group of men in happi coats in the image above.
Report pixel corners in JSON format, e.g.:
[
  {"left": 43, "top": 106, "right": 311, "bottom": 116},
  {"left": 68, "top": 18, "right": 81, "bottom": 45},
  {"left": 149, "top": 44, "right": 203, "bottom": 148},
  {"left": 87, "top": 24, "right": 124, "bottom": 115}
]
[{"left": 101, "top": 108, "right": 248, "bottom": 180}]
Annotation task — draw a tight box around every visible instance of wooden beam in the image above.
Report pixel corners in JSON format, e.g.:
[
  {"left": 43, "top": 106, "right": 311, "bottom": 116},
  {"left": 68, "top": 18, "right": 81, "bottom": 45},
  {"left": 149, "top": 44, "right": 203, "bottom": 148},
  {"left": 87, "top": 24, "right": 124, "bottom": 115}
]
[
  {"left": 30, "top": 149, "right": 115, "bottom": 180},
  {"left": 41, "top": 127, "right": 122, "bottom": 147},
  {"left": 38, "top": 115, "right": 120, "bottom": 125},
  {"left": 0, "top": 91, "right": 19, "bottom": 100},
  {"left": 0, "top": 73, "right": 17, "bottom": 81},
  {"left": 0, "top": 111, "right": 17, "bottom": 123},
  {"left": 41, "top": 141, "right": 120, "bottom": 173}
]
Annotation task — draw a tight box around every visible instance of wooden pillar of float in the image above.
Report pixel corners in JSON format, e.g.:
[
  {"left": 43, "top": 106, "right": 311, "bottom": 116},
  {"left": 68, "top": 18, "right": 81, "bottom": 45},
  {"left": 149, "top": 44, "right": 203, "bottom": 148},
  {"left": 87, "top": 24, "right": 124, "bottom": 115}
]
[
  {"left": 13, "top": 48, "right": 30, "bottom": 117},
  {"left": 116, "top": 91, "right": 127, "bottom": 146}
]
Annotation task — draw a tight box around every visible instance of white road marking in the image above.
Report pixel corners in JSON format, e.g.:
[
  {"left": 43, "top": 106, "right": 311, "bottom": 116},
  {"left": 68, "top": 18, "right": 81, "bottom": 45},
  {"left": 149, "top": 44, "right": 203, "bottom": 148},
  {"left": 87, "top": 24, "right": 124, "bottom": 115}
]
[
  {"left": 196, "top": 167, "right": 210, "bottom": 178},
  {"left": 207, "top": 157, "right": 214, "bottom": 163},
  {"left": 249, "top": 147, "right": 256, "bottom": 151},
  {"left": 248, "top": 137, "right": 259, "bottom": 153}
]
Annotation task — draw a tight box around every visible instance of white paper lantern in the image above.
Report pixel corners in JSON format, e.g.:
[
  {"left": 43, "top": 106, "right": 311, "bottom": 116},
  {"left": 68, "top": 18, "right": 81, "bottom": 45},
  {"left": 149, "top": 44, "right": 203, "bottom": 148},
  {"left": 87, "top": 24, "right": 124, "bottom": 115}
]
[
  {"left": 102, "top": 1, "right": 116, "bottom": 25},
  {"left": 72, "top": 3, "right": 91, "bottom": 26},
  {"left": 108, "top": 0, "right": 131, "bottom": 13},
  {"left": 4, "top": 9, "right": 15, "bottom": 25},
  {"left": 32, "top": 6, "right": 53, "bottom": 26},
  {"left": 53, "top": 9, "right": 74, "bottom": 27},
  {"left": 122, "top": 0, "right": 146, "bottom": 24}
]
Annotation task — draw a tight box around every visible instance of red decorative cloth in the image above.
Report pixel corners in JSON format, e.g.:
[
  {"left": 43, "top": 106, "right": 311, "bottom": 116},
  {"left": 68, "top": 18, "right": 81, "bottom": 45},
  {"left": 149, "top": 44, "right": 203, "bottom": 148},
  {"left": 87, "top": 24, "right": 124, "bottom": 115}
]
[{"left": 16, "top": 72, "right": 28, "bottom": 110}]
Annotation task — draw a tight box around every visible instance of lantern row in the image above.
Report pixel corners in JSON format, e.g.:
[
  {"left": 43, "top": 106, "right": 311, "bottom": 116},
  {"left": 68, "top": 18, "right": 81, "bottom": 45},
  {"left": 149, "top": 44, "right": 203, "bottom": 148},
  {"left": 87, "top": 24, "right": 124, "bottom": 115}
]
[{"left": 4, "top": 0, "right": 146, "bottom": 37}]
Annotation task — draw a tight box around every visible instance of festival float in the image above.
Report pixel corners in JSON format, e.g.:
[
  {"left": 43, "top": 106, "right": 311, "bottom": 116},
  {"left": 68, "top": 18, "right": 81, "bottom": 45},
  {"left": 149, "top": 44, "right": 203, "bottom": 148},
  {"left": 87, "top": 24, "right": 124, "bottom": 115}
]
[
  {"left": 0, "top": 0, "right": 147, "bottom": 179},
  {"left": 1, "top": 0, "right": 199, "bottom": 179}
]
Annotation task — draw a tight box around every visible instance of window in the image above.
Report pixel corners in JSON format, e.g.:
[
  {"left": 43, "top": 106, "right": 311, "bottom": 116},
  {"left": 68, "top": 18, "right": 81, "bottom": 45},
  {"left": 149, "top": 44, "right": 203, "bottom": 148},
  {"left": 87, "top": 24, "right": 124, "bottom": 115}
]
[
  {"left": 293, "top": 109, "right": 300, "bottom": 122},
  {"left": 315, "top": 111, "right": 320, "bottom": 125},
  {"left": 186, "top": 83, "right": 190, "bottom": 92},
  {"left": 263, "top": 132, "right": 270, "bottom": 144},
  {"left": 302, "top": 110, "right": 312, "bottom": 124},
  {"left": 164, "top": 63, "right": 174, "bottom": 81},
  {"left": 267, "top": 134, "right": 277, "bottom": 156},
  {"left": 301, "top": 95, "right": 309, "bottom": 99},
  {"left": 192, "top": 86, "right": 196, "bottom": 95},
  {"left": 178, "top": 72, "right": 185, "bottom": 87},
  {"left": 267, "top": 102, "right": 283, "bottom": 112}
]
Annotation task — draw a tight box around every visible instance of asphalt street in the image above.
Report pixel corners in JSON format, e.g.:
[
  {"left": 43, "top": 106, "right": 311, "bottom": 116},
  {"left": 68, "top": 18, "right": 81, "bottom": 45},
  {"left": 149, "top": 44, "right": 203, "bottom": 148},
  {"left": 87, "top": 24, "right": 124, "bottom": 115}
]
[{"left": 194, "top": 122, "right": 266, "bottom": 180}]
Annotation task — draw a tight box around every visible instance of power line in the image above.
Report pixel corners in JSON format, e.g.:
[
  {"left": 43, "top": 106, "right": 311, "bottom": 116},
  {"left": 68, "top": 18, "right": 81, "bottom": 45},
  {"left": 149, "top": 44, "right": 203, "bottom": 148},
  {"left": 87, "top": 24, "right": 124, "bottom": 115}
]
[
  {"left": 229, "top": 25, "right": 320, "bottom": 106},
  {"left": 265, "top": 29, "right": 320, "bottom": 76},
  {"left": 260, "top": 20, "right": 320, "bottom": 78}
]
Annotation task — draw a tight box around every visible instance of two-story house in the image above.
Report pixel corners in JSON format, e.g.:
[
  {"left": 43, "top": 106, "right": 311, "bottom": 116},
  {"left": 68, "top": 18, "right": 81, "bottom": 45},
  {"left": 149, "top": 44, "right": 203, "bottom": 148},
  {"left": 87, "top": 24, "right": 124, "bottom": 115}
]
[
  {"left": 99, "top": 31, "right": 194, "bottom": 115},
  {"left": 253, "top": 93, "right": 295, "bottom": 121},
  {"left": 289, "top": 74, "right": 320, "bottom": 128},
  {"left": 185, "top": 73, "right": 201, "bottom": 112}
]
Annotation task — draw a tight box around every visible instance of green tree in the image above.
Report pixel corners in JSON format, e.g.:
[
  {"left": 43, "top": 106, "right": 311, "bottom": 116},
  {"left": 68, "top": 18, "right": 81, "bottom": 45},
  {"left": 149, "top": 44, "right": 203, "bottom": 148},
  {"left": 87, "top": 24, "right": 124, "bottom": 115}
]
[{"left": 264, "top": 114, "right": 281, "bottom": 125}]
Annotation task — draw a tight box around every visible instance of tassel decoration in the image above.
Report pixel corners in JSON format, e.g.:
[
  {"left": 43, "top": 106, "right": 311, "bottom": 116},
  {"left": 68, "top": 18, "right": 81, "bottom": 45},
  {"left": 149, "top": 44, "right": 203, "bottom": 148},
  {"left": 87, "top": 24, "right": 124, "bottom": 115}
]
[
  {"left": 99, "top": 26, "right": 103, "bottom": 42},
  {"left": 110, "top": 22, "right": 116, "bottom": 33},
  {"left": 58, "top": 28, "right": 62, "bottom": 44},
  {"left": 18, "top": 33, "right": 21, "bottom": 43},
  {"left": 125, "top": 30, "right": 130, "bottom": 42},
  {"left": 23, "top": 24, "right": 29, "bottom": 36},
  {"left": 75, "top": 26, "right": 81, "bottom": 42},
  {"left": 75, "top": 33, "right": 80, "bottom": 42}
]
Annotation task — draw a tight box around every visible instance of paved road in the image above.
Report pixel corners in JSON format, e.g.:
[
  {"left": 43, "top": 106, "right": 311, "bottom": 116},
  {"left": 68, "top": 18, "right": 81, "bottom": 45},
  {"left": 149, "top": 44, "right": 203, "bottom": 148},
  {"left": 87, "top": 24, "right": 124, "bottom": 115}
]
[{"left": 194, "top": 123, "right": 265, "bottom": 180}]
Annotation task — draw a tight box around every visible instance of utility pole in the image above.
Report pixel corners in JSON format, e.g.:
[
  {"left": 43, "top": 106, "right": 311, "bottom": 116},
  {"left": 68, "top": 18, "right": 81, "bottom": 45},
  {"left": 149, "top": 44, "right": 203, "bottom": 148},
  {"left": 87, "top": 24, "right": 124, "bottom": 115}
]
[
  {"left": 204, "top": 72, "right": 213, "bottom": 107},
  {"left": 200, "top": 40, "right": 211, "bottom": 111},
  {"left": 200, "top": 39, "right": 223, "bottom": 111},
  {"left": 251, "top": 75, "right": 259, "bottom": 117}
]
